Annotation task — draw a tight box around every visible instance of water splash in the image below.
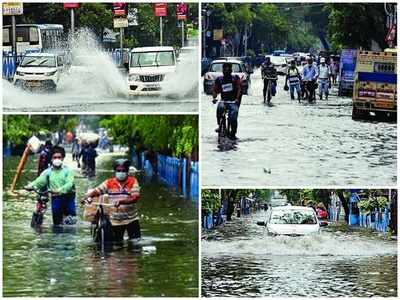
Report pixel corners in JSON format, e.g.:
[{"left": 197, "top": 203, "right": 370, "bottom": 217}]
[
  {"left": 160, "top": 48, "right": 198, "bottom": 99},
  {"left": 202, "top": 232, "right": 397, "bottom": 257}
]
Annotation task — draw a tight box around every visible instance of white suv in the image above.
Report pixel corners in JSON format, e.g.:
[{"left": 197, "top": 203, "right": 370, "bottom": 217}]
[
  {"left": 127, "top": 46, "right": 176, "bottom": 95},
  {"left": 13, "top": 52, "right": 66, "bottom": 91}
]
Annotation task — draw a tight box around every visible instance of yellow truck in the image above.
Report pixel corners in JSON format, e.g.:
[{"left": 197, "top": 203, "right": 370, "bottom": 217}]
[{"left": 352, "top": 50, "right": 397, "bottom": 120}]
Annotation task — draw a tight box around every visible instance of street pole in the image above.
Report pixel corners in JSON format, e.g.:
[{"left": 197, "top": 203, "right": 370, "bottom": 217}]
[
  {"left": 160, "top": 16, "right": 163, "bottom": 46},
  {"left": 181, "top": 20, "right": 185, "bottom": 48},
  {"left": 244, "top": 24, "right": 247, "bottom": 56},
  {"left": 12, "top": 15, "right": 17, "bottom": 62},
  {"left": 120, "top": 27, "right": 124, "bottom": 66},
  {"left": 71, "top": 8, "right": 75, "bottom": 34}
]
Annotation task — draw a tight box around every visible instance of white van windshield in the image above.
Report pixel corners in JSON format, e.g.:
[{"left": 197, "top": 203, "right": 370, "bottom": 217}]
[{"left": 130, "top": 51, "right": 175, "bottom": 67}]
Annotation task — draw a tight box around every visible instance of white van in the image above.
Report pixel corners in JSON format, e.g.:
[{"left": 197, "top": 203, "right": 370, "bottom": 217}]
[
  {"left": 13, "top": 52, "right": 66, "bottom": 91},
  {"left": 127, "top": 46, "right": 176, "bottom": 95}
]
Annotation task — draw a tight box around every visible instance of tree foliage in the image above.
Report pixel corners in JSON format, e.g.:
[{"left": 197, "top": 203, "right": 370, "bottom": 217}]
[
  {"left": 99, "top": 115, "right": 198, "bottom": 157},
  {"left": 3, "top": 115, "right": 80, "bottom": 145}
]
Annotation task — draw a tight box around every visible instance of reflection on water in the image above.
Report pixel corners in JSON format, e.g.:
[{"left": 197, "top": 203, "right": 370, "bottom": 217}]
[
  {"left": 3, "top": 154, "right": 198, "bottom": 297},
  {"left": 202, "top": 211, "right": 397, "bottom": 297}
]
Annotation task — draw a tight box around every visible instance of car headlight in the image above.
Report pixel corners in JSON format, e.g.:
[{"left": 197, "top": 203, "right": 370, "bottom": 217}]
[
  {"left": 45, "top": 71, "right": 57, "bottom": 76},
  {"left": 129, "top": 74, "right": 140, "bottom": 81},
  {"left": 16, "top": 71, "right": 24, "bottom": 76}
]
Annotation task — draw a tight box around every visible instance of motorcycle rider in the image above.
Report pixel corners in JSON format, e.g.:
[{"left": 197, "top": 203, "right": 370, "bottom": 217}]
[
  {"left": 302, "top": 56, "right": 318, "bottom": 102},
  {"left": 212, "top": 62, "right": 242, "bottom": 140},
  {"left": 285, "top": 60, "right": 302, "bottom": 102},
  {"left": 318, "top": 57, "right": 331, "bottom": 100},
  {"left": 261, "top": 56, "right": 277, "bottom": 103}
]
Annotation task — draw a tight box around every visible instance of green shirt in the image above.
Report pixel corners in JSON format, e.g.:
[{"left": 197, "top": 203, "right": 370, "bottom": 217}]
[{"left": 29, "top": 166, "right": 75, "bottom": 194}]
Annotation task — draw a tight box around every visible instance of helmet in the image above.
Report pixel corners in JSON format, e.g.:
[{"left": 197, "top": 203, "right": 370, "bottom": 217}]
[{"left": 113, "top": 159, "right": 131, "bottom": 172}]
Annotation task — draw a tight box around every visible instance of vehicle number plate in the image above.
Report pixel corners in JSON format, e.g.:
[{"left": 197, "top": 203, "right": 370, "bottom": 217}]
[
  {"left": 375, "top": 101, "right": 394, "bottom": 108},
  {"left": 26, "top": 81, "right": 41, "bottom": 87}
]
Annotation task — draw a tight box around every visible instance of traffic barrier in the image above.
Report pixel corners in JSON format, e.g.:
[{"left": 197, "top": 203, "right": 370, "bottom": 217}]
[{"left": 189, "top": 161, "right": 199, "bottom": 202}]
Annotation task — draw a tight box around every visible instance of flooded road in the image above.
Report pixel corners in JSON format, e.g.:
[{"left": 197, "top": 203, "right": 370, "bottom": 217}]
[
  {"left": 201, "top": 70, "right": 397, "bottom": 186},
  {"left": 202, "top": 210, "right": 397, "bottom": 297},
  {"left": 3, "top": 152, "right": 198, "bottom": 297}
]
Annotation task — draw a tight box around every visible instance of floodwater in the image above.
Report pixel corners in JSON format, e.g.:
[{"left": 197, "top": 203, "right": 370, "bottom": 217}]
[
  {"left": 202, "top": 210, "right": 397, "bottom": 297},
  {"left": 3, "top": 152, "right": 198, "bottom": 297},
  {"left": 201, "top": 71, "right": 397, "bottom": 186},
  {"left": 3, "top": 29, "right": 198, "bottom": 112}
]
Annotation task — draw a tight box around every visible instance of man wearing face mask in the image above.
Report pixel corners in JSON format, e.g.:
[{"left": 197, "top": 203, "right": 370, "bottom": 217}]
[
  {"left": 84, "top": 159, "right": 141, "bottom": 241},
  {"left": 302, "top": 56, "right": 318, "bottom": 102},
  {"left": 25, "top": 146, "right": 76, "bottom": 225}
]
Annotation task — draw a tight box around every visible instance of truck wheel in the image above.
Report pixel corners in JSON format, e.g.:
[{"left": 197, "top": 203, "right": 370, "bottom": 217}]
[{"left": 352, "top": 106, "right": 367, "bottom": 120}]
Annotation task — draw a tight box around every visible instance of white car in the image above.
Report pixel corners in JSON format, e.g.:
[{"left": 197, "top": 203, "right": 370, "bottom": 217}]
[
  {"left": 13, "top": 52, "right": 66, "bottom": 91},
  {"left": 266, "top": 55, "right": 288, "bottom": 75},
  {"left": 127, "top": 46, "right": 177, "bottom": 95},
  {"left": 203, "top": 59, "right": 250, "bottom": 95},
  {"left": 257, "top": 206, "right": 327, "bottom": 236}
]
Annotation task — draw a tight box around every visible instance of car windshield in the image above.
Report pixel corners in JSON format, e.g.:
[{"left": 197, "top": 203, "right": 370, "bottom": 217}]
[
  {"left": 20, "top": 56, "right": 56, "bottom": 67},
  {"left": 130, "top": 51, "right": 175, "bottom": 67},
  {"left": 210, "top": 63, "right": 242, "bottom": 73},
  {"left": 270, "top": 210, "right": 317, "bottom": 225}
]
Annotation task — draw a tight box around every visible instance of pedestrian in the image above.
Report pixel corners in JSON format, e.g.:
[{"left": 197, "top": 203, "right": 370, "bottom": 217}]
[
  {"left": 86, "top": 143, "right": 98, "bottom": 178},
  {"left": 37, "top": 140, "right": 53, "bottom": 176},
  {"left": 317, "top": 57, "right": 331, "bottom": 100},
  {"left": 71, "top": 138, "right": 81, "bottom": 168},
  {"left": 285, "top": 60, "right": 302, "bottom": 102},
  {"left": 84, "top": 159, "right": 141, "bottom": 241},
  {"left": 79, "top": 142, "right": 90, "bottom": 176}
]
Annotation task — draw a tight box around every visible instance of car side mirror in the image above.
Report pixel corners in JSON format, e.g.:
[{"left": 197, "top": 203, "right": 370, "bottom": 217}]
[
  {"left": 319, "top": 221, "right": 328, "bottom": 227},
  {"left": 256, "top": 221, "right": 266, "bottom": 226}
]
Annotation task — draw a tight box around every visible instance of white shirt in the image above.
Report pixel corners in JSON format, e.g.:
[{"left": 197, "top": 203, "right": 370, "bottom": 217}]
[{"left": 318, "top": 64, "right": 330, "bottom": 79}]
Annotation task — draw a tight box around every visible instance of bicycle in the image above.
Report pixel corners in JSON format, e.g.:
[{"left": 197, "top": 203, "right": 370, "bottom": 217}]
[
  {"left": 83, "top": 195, "right": 114, "bottom": 252},
  {"left": 29, "top": 189, "right": 50, "bottom": 227},
  {"left": 213, "top": 99, "right": 236, "bottom": 143},
  {"left": 263, "top": 76, "right": 277, "bottom": 104}
]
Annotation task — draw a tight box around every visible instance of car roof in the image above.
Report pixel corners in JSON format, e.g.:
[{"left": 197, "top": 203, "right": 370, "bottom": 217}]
[
  {"left": 272, "top": 206, "right": 314, "bottom": 211},
  {"left": 212, "top": 59, "right": 242, "bottom": 64},
  {"left": 131, "top": 46, "right": 174, "bottom": 52}
]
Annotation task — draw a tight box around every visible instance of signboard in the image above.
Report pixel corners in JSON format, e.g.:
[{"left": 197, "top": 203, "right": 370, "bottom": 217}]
[
  {"left": 176, "top": 3, "right": 187, "bottom": 21},
  {"left": 128, "top": 8, "right": 138, "bottom": 26},
  {"left": 64, "top": 3, "right": 80, "bottom": 9},
  {"left": 2, "top": 2, "right": 23, "bottom": 15},
  {"left": 213, "top": 29, "right": 223, "bottom": 41},
  {"left": 113, "top": 2, "right": 127, "bottom": 16},
  {"left": 114, "top": 17, "right": 128, "bottom": 28},
  {"left": 154, "top": 3, "right": 167, "bottom": 17}
]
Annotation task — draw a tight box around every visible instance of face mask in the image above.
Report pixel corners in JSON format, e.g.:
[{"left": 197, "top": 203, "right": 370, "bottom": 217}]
[
  {"left": 52, "top": 159, "right": 63, "bottom": 167},
  {"left": 116, "top": 172, "right": 127, "bottom": 181}
]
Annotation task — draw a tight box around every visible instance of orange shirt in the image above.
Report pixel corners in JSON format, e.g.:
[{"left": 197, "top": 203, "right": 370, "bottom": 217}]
[{"left": 96, "top": 176, "right": 140, "bottom": 201}]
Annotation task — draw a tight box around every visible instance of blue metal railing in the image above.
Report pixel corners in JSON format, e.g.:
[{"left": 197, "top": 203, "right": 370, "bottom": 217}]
[{"left": 134, "top": 152, "right": 198, "bottom": 202}]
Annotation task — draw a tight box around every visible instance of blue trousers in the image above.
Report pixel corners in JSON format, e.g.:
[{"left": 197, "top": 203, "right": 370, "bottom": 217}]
[{"left": 51, "top": 195, "right": 76, "bottom": 225}]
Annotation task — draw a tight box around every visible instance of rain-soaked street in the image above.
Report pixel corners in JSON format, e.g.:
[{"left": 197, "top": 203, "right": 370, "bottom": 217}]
[
  {"left": 3, "top": 151, "right": 198, "bottom": 297},
  {"left": 201, "top": 70, "right": 397, "bottom": 186},
  {"left": 202, "top": 210, "right": 397, "bottom": 297}
]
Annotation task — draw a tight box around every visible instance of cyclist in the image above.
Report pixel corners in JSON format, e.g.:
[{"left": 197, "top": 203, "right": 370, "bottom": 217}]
[
  {"left": 261, "top": 56, "right": 277, "bottom": 103},
  {"left": 285, "top": 60, "right": 302, "bottom": 102},
  {"left": 318, "top": 57, "right": 331, "bottom": 100},
  {"left": 25, "top": 146, "right": 77, "bottom": 226},
  {"left": 302, "top": 57, "right": 318, "bottom": 102},
  {"left": 212, "top": 62, "right": 242, "bottom": 140},
  {"left": 84, "top": 159, "right": 141, "bottom": 242}
]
